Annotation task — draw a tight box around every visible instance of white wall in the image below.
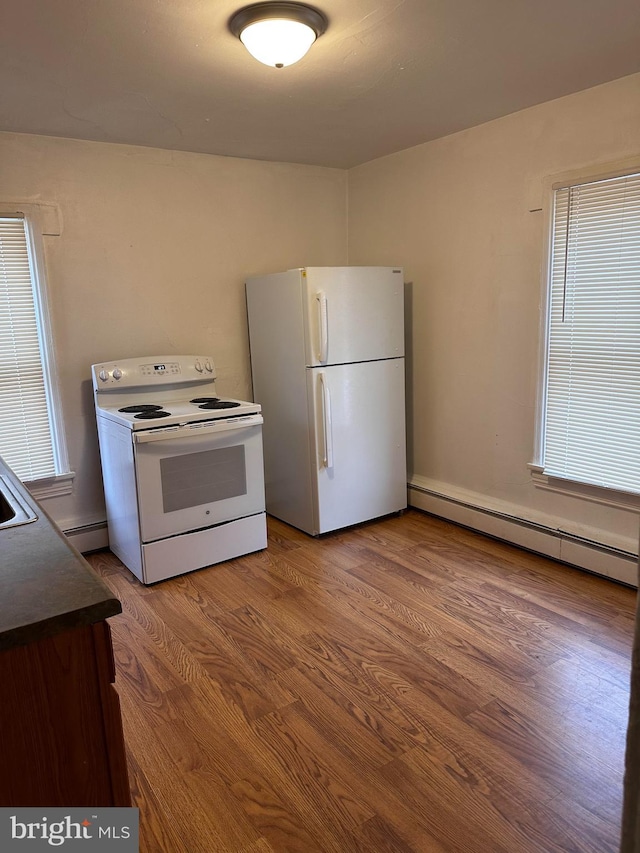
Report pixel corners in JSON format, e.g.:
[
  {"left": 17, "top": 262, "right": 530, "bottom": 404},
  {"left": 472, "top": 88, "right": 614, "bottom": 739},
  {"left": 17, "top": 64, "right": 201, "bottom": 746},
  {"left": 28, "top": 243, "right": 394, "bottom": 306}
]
[
  {"left": 0, "top": 132, "right": 347, "bottom": 531},
  {"left": 3, "top": 71, "right": 639, "bottom": 565},
  {"left": 348, "top": 72, "right": 640, "bottom": 558}
]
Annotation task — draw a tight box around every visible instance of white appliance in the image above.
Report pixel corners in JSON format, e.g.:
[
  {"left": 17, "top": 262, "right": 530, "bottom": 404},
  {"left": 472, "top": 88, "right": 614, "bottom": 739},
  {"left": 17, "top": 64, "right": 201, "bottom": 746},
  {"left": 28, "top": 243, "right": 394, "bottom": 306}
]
[
  {"left": 246, "top": 266, "right": 407, "bottom": 535},
  {"left": 91, "top": 355, "right": 267, "bottom": 584}
]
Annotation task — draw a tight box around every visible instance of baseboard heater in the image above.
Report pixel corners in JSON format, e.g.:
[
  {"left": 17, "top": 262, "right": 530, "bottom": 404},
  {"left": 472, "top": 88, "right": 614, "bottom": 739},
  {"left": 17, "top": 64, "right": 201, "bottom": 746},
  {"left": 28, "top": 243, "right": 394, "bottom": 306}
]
[
  {"left": 63, "top": 520, "right": 109, "bottom": 554},
  {"left": 408, "top": 480, "right": 638, "bottom": 588}
]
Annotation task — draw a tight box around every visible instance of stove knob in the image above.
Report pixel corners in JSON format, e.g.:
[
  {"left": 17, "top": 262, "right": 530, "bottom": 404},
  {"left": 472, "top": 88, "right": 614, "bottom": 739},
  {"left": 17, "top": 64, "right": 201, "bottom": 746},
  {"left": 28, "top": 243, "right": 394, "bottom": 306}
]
[
  {"left": 112, "top": 368, "right": 123, "bottom": 380},
  {"left": 205, "top": 360, "right": 213, "bottom": 373},
  {"left": 195, "top": 360, "right": 203, "bottom": 373},
  {"left": 98, "top": 369, "right": 109, "bottom": 382}
]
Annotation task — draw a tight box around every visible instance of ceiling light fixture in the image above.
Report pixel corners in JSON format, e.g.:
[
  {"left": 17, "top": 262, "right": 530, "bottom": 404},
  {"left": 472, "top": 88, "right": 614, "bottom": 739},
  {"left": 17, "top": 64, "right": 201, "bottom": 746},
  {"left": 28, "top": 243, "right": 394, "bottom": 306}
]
[{"left": 229, "top": 2, "right": 328, "bottom": 68}]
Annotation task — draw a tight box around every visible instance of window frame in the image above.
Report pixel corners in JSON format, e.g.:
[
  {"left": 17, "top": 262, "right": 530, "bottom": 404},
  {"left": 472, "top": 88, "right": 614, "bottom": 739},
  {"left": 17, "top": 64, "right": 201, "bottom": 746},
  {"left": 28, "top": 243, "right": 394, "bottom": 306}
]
[
  {"left": 0, "top": 203, "right": 73, "bottom": 496},
  {"left": 530, "top": 157, "right": 640, "bottom": 513}
]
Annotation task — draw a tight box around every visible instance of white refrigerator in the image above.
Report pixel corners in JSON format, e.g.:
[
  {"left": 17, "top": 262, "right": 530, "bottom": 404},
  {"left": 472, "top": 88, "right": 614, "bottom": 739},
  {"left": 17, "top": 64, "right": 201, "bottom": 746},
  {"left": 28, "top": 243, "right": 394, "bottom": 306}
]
[{"left": 246, "top": 266, "right": 407, "bottom": 536}]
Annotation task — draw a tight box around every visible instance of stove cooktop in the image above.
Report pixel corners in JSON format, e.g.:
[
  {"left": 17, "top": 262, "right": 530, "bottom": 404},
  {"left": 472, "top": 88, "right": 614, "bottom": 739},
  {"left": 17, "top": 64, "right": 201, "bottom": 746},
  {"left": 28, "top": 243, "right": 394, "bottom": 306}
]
[
  {"left": 117, "top": 399, "right": 242, "bottom": 417},
  {"left": 92, "top": 355, "right": 261, "bottom": 430},
  {"left": 97, "top": 395, "right": 261, "bottom": 430}
]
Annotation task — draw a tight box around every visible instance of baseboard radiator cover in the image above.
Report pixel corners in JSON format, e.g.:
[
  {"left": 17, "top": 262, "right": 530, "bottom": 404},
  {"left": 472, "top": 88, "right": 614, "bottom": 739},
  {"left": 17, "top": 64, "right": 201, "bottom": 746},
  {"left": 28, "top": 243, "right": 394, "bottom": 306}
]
[
  {"left": 408, "top": 479, "right": 638, "bottom": 589},
  {"left": 63, "top": 520, "right": 109, "bottom": 554}
]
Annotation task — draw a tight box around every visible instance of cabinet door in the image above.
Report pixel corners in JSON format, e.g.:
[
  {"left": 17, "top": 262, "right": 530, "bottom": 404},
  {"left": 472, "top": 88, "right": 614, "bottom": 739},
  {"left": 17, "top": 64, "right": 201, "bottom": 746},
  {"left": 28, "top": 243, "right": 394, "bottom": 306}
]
[{"left": 0, "top": 622, "right": 130, "bottom": 807}]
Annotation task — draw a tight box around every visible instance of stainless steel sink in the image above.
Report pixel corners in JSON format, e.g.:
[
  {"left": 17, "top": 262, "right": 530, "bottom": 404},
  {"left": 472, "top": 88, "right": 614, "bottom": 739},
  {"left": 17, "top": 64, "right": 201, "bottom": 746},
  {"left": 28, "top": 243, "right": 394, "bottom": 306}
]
[{"left": 0, "top": 475, "right": 38, "bottom": 528}]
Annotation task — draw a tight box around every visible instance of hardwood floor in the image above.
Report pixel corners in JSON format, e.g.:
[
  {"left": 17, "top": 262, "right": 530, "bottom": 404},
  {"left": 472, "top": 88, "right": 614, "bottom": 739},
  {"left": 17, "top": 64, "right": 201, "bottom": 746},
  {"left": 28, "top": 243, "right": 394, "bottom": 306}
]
[{"left": 87, "top": 510, "right": 637, "bottom": 853}]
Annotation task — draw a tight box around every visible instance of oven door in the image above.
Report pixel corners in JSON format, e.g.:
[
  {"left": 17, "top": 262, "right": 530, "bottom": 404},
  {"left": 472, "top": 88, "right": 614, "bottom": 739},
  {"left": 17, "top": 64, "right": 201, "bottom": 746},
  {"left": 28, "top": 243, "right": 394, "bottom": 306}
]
[{"left": 132, "top": 415, "right": 265, "bottom": 543}]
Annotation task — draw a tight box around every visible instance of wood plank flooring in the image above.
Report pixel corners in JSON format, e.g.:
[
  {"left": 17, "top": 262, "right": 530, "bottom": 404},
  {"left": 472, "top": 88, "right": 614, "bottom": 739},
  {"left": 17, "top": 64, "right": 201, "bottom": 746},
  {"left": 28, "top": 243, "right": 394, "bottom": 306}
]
[{"left": 87, "top": 510, "right": 637, "bottom": 853}]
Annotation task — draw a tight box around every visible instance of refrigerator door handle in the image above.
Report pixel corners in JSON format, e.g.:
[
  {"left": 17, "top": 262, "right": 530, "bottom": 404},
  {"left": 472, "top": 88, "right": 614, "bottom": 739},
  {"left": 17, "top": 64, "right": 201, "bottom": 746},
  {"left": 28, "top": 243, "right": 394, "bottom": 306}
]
[
  {"left": 316, "top": 291, "right": 328, "bottom": 363},
  {"left": 319, "top": 371, "right": 334, "bottom": 469}
]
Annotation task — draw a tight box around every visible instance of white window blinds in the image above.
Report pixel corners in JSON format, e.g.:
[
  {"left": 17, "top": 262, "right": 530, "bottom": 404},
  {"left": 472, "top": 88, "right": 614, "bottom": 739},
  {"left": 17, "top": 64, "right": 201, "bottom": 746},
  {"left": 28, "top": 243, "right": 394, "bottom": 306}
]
[
  {"left": 0, "top": 215, "right": 57, "bottom": 480},
  {"left": 543, "top": 171, "right": 640, "bottom": 495}
]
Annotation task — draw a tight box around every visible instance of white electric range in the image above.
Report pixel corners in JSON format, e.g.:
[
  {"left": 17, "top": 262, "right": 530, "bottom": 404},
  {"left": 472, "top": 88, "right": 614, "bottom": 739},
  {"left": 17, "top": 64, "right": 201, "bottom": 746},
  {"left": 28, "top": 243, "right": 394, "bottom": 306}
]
[{"left": 92, "top": 354, "right": 267, "bottom": 584}]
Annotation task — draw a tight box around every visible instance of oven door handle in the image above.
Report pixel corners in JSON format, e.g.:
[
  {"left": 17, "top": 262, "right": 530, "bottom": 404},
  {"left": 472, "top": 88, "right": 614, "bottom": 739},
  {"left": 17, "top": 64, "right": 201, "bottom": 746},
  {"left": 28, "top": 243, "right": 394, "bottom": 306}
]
[{"left": 133, "top": 414, "right": 263, "bottom": 444}]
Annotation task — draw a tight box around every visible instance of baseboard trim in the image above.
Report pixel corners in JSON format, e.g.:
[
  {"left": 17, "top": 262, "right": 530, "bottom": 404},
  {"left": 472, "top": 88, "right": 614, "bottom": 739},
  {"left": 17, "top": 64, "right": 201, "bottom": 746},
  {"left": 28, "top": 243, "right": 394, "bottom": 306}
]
[
  {"left": 408, "top": 479, "right": 638, "bottom": 588},
  {"left": 63, "top": 521, "right": 109, "bottom": 554}
]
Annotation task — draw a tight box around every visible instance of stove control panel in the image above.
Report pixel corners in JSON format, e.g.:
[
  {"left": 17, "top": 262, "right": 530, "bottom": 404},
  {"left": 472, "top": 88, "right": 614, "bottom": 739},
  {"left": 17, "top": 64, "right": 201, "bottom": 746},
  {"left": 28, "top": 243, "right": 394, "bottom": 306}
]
[
  {"left": 91, "top": 355, "right": 216, "bottom": 390},
  {"left": 139, "top": 362, "right": 181, "bottom": 378}
]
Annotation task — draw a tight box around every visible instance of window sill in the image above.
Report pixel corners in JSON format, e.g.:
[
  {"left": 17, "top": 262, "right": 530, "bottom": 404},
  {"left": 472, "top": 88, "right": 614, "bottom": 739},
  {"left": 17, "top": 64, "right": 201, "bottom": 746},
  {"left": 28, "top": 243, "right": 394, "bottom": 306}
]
[
  {"left": 528, "top": 464, "right": 640, "bottom": 513},
  {"left": 25, "top": 472, "right": 75, "bottom": 501}
]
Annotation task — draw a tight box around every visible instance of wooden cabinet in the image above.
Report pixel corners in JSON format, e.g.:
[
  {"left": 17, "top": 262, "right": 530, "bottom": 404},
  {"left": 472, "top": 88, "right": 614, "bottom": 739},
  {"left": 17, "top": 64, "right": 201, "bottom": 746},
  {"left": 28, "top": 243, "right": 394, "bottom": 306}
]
[{"left": 0, "top": 620, "right": 130, "bottom": 807}]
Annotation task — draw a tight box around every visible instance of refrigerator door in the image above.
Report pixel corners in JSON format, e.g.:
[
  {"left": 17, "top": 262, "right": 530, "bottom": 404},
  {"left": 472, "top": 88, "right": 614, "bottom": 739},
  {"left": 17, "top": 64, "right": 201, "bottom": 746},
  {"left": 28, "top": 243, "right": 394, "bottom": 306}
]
[
  {"left": 303, "top": 267, "right": 404, "bottom": 367},
  {"left": 307, "top": 358, "right": 407, "bottom": 534}
]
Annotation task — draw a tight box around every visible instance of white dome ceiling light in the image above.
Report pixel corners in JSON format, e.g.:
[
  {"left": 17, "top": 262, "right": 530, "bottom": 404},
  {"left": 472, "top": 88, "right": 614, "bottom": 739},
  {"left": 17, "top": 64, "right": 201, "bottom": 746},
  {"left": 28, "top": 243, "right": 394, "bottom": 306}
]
[{"left": 229, "top": 2, "right": 328, "bottom": 68}]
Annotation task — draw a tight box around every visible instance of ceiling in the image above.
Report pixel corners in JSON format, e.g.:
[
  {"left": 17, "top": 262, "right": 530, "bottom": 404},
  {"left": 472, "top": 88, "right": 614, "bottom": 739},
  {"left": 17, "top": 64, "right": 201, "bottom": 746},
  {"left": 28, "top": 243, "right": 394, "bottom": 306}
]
[{"left": 2, "top": 0, "right": 640, "bottom": 169}]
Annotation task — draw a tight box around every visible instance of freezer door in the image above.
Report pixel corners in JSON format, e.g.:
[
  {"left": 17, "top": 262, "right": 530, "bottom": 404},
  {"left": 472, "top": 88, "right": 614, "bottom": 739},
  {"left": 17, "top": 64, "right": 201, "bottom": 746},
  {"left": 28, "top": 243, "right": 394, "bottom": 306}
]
[
  {"left": 303, "top": 267, "right": 404, "bottom": 366},
  {"left": 308, "top": 359, "right": 407, "bottom": 534}
]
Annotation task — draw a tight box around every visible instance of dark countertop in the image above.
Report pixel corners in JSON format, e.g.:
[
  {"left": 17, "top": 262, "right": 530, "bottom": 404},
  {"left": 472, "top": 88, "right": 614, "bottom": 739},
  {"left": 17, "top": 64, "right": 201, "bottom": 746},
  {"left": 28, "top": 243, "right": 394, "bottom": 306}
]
[{"left": 0, "top": 457, "right": 121, "bottom": 652}]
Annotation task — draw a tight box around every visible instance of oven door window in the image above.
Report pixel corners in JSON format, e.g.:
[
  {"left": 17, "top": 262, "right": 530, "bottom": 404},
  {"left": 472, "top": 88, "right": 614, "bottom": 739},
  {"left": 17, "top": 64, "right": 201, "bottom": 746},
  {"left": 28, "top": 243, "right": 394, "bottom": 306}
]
[
  {"left": 133, "top": 423, "right": 265, "bottom": 543},
  {"left": 160, "top": 445, "right": 247, "bottom": 512}
]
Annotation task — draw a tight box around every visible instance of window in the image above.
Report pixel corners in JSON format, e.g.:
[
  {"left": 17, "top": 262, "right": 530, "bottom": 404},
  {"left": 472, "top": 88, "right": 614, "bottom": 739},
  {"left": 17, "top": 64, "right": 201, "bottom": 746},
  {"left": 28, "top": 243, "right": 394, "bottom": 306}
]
[
  {"left": 540, "top": 170, "right": 640, "bottom": 496},
  {"left": 0, "top": 210, "right": 69, "bottom": 484}
]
